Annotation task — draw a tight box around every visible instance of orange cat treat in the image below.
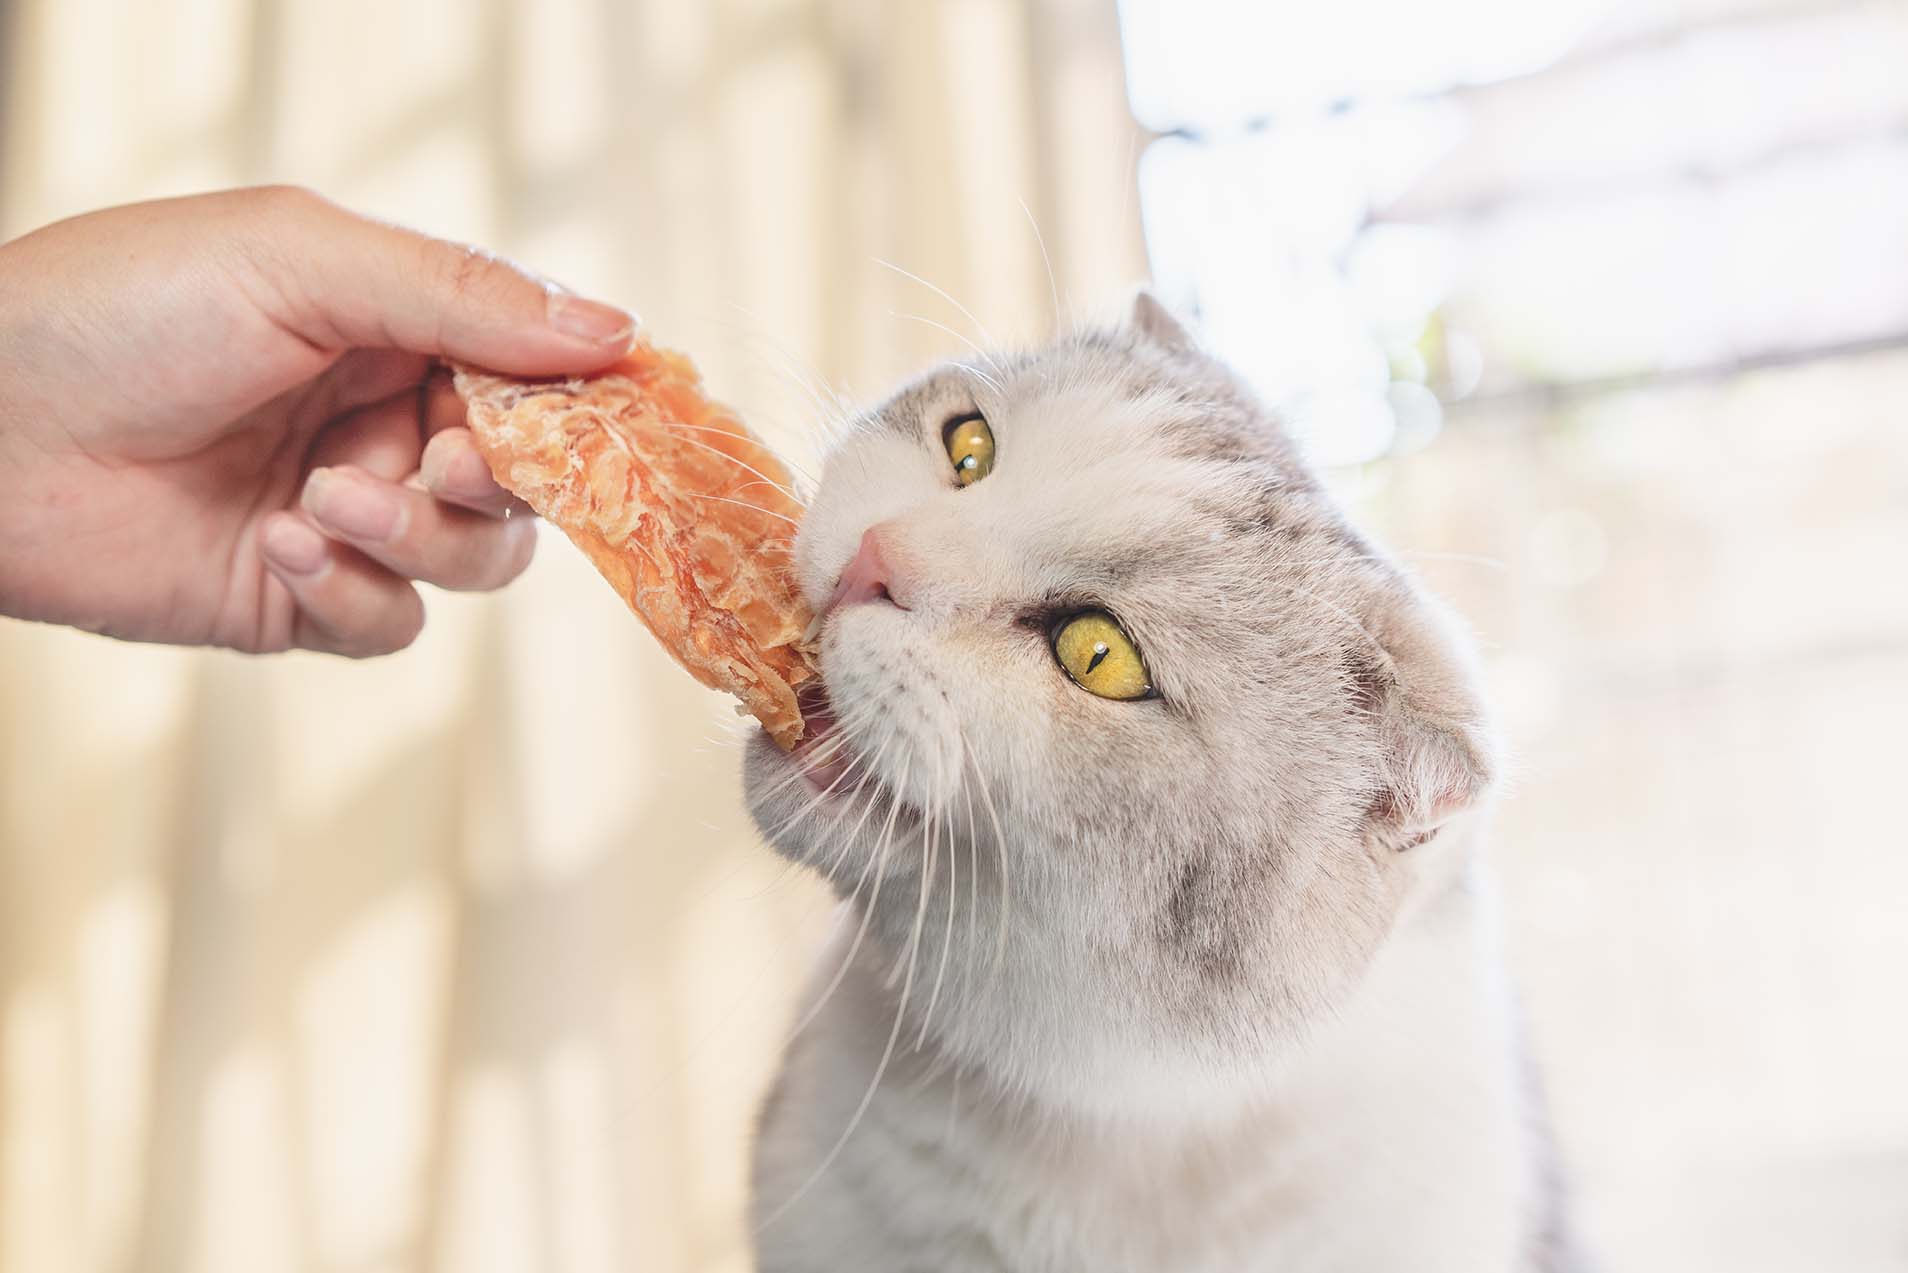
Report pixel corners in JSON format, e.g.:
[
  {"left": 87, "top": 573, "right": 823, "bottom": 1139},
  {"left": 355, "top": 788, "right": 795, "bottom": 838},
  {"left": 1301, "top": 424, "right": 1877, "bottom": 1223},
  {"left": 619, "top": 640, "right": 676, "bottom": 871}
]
[{"left": 452, "top": 337, "right": 817, "bottom": 748}]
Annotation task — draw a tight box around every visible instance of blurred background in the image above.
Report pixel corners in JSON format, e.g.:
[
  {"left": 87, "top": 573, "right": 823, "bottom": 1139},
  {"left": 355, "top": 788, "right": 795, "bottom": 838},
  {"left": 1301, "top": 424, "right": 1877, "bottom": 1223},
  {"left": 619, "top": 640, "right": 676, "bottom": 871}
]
[{"left": 1, "top": 0, "right": 1903, "bottom": 1269}]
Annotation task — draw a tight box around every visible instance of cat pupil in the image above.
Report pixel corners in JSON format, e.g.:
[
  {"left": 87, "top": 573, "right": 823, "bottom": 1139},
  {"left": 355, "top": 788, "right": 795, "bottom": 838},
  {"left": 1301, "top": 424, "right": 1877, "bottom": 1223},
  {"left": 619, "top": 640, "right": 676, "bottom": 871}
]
[{"left": 1086, "top": 643, "right": 1109, "bottom": 674}]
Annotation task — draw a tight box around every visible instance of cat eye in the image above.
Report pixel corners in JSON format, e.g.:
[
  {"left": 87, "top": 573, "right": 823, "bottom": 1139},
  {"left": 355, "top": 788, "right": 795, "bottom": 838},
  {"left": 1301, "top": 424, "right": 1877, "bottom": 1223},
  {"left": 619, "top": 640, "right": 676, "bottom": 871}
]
[
  {"left": 943, "top": 413, "right": 995, "bottom": 486},
  {"left": 1052, "top": 611, "right": 1152, "bottom": 701}
]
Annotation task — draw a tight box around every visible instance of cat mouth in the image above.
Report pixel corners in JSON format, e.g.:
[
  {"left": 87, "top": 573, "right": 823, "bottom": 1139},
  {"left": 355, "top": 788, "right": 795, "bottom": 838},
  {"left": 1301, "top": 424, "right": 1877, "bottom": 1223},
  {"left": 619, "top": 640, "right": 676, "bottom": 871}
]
[{"left": 792, "top": 680, "right": 854, "bottom": 795}]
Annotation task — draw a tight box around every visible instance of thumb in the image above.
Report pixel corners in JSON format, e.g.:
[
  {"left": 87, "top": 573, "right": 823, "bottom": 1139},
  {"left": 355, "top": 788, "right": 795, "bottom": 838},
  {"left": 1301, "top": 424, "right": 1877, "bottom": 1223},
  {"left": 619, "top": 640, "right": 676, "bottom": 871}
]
[{"left": 236, "top": 186, "right": 636, "bottom": 375}]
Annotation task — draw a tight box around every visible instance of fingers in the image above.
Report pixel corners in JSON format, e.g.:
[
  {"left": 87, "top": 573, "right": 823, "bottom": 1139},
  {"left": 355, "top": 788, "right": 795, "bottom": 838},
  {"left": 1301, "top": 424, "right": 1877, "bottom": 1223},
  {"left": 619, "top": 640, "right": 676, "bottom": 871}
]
[
  {"left": 419, "top": 427, "right": 526, "bottom": 517},
  {"left": 301, "top": 465, "right": 536, "bottom": 592},
  {"left": 252, "top": 458, "right": 535, "bottom": 659},
  {"left": 258, "top": 512, "right": 426, "bottom": 657},
  {"left": 307, "top": 379, "right": 430, "bottom": 479},
  {"left": 415, "top": 373, "right": 526, "bottom": 515},
  {"left": 250, "top": 369, "right": 538, "bottom": 659},
  {"left": 234, "top": 185, "right": 637, "bottom": 375},
  {"left": 319, "top": 375, "right": 528, "bottom": 516}
]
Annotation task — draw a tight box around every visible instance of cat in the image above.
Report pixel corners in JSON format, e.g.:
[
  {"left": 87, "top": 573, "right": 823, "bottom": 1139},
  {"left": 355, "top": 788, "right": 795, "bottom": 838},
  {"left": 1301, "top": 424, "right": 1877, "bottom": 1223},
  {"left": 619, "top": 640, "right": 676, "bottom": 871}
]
[{"left": 741, "top": 293, "right": 1582, "bottom": 1271}]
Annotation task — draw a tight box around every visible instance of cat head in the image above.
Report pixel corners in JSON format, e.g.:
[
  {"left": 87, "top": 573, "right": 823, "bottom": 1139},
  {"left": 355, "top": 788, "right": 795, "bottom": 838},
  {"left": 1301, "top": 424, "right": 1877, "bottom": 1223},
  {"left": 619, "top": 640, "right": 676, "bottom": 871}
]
[{"left": 743, "top": 293, "right": 1496, "bottom": 1120}]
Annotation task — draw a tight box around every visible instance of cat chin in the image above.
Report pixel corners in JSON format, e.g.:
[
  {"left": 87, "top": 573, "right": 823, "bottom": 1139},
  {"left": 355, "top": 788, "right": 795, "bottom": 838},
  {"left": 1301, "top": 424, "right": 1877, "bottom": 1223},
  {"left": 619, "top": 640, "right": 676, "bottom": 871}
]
[
  {"left": 741, "top": 720, "right": 922, "bottom": 877},
  {"left": 788, "top": 680, "right": 850, "bottom": 793}
]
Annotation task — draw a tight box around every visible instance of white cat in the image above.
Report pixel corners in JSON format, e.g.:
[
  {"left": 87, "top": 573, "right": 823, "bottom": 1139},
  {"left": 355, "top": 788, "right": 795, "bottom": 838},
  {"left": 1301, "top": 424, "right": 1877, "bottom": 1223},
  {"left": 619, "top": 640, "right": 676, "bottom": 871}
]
[{"left": 742, "top": 295, "right": 1582, "bottom": 1271}]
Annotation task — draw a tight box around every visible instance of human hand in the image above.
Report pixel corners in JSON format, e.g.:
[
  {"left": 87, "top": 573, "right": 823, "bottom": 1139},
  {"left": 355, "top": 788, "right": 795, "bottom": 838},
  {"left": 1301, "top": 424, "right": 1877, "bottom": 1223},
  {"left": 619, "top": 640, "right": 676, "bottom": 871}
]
[{"left": 0, "top": 185, "right": 635, "bottom": 655}]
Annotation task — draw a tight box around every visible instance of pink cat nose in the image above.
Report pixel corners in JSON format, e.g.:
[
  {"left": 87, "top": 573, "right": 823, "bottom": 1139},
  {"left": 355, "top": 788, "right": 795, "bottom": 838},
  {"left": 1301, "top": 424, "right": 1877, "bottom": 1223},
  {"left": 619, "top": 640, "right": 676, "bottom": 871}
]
[{"left": 825, "top": 526, "right": 909, "bottom": 615}]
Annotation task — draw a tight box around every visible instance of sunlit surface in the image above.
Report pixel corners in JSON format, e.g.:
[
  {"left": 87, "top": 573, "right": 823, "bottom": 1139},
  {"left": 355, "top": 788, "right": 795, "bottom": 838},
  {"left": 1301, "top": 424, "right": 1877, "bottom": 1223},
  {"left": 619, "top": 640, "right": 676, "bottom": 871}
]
[
  {"left": 296, "top": 886, "right": 451, "bottom": 1264},
  {"left": 192, "top": 1049, "right": 296, "bottom": 1273}
]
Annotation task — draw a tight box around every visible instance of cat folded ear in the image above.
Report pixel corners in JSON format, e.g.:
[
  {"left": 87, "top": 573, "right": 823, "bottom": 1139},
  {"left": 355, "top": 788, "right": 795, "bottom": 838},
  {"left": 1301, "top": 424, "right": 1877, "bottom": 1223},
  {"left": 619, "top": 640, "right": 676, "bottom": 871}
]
[
  {"left": 1351, "top": 601, "right": 1498, "bottom": 851},
  {"left": 1130, "top": 289, "right": 1195, "bottom": 353}
]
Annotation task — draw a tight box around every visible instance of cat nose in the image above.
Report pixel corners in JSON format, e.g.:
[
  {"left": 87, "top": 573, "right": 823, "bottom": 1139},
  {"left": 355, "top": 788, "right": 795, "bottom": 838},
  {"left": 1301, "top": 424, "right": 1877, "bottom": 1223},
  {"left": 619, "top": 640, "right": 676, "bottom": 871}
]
[{"left": 825, "top": 525, "right": 910, "bottom": 615}]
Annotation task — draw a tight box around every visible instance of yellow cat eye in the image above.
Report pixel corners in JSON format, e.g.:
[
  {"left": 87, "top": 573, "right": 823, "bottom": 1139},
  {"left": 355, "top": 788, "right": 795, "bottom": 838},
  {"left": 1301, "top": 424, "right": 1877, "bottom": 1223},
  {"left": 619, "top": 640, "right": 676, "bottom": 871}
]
[
  {"left": 1052, "top": 611, "right": 1152, "bottom": 701},
  {"left": 944, "top": 413, "right": 995, "bottom": 486}
]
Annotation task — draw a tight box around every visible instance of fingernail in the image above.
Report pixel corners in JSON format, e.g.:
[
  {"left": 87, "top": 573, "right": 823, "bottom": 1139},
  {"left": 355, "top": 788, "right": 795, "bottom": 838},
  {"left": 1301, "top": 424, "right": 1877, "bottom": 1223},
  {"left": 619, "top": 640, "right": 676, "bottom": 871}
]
[
  {"left": 260, "top": 516, "right": 330, "bottom": 578},
  {"left": 546, "top": 291, "right": 637, "bottom": 349},
  {"left": 304, "top": 468, "right": 403, "bottom": 542}
]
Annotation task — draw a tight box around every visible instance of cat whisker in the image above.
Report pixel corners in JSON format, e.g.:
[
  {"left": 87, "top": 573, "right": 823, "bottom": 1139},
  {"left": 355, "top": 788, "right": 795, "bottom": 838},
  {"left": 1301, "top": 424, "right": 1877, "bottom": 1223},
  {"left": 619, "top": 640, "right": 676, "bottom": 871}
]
[
  {"left": 887, "top": 312, "right": 1007, "bottom": 394},
  {"left": 750, "top": 744, "right": 864, "bottom": 847},
  {"left": 743, "top": 701, "right": 896, "bottom": 886},
  {"left": 917, "top": 796, "right": 960, "bottom": 1052},
  {"left": 757, "top": 830, "right": 897, "bottom": 1146},
  {"left": 660, "top": 419, "right": 818, "bottom": 488},
  {"left": 958, "top": 728, "right": 1013, "bottom": 980},
  {"left": 755, "top": 766, "right": 922, "bottom": 1234},
  {"left": 874, "top": 257, "right": 1000, "bottom": 352},
  {"left": 729, "top": 478, "right": 804, "bottom": 506},
  {"left": 713, "top": 303, "right": 857, "bottom": 462},
  {"left": 689, "top": 492, "right": 802, "bottom": 528},
  {"left": 739, "top": 319, "right": 859, "bottom": 431},
  {"left": 759, "top": 746, "right": 887, "bottom": 909},
  {"left": 744, "top": 699, "right": 879, "bottom": 814},
  {"left": 778, "top": 754, "right": 908, "bottom": 1049},
  {"left": 653, "top": 428, "right": 805, "bottom": 505},
  {"left": 885, "top": 803, "right": 936, "bottom": 992},
  {"left": 951, "top": 361, "right": 1006, "bottom": 400},
  {"left": 740, "top": 757, "right": 882, "bottom": 901},
  {"left": 958, "top": 760, "right": 982, "bottom": 1009},
  {"left": 812, "top": 725, "right": 903, "bottom": 884},
  {"left": 1020, "top": 197, "right": 1063, "bottom": 337},
  {"left": 1261, "top": 578, "right": 1390, "bottom": 661}
]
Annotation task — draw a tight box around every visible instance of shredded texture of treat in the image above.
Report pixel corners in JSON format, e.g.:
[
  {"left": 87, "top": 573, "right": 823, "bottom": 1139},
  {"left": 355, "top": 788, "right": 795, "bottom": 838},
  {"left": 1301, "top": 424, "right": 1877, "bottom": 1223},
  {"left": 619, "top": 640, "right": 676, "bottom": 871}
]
[{"left": 453, "top": 338, "right": 817, "bottom": 748}]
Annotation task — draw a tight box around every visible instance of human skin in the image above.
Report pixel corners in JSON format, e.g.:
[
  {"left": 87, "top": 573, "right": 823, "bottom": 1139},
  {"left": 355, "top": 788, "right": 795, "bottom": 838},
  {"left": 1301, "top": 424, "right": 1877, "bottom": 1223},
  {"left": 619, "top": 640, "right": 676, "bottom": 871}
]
[{"left": 0, "top": 185, "right": 637, "bottom": 656}]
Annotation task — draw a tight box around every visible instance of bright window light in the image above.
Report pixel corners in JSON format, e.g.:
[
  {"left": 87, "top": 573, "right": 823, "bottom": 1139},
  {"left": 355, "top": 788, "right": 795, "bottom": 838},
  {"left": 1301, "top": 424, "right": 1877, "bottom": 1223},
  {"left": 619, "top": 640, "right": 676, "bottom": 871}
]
[{"left": 1118, "top": 1, "right": 1610, "bottom": 465}]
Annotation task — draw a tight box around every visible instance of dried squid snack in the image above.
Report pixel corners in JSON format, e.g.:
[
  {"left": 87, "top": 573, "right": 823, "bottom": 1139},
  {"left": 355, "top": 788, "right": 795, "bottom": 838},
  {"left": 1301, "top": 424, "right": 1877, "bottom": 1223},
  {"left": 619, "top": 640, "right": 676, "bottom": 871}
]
[{"left": 452, "top": 337, "right": 817, "bottom": 748}]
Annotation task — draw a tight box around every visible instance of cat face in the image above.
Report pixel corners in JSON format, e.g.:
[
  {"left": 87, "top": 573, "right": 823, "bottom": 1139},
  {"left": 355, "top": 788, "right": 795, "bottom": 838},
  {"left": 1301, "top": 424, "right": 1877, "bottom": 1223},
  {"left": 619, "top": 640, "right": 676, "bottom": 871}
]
[{"left": 743, "top": 295, "right": 1495, "bottom": 1120}]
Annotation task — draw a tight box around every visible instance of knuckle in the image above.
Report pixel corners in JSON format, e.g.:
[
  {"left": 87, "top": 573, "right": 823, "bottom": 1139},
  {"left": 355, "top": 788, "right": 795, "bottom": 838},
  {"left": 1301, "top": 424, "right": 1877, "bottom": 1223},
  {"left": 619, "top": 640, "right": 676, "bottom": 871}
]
[
  {"left": 435, "top": 238, "right": 502, "bottom": 301},
  {"left": 224, "top": 185, "right": 347, "bottom": 336},
  {"left": 417, "top": 238, "right": 521, "bottom": 351},
  {"left": 248, "top": 183, "right": 326, "bottom": 220}
]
